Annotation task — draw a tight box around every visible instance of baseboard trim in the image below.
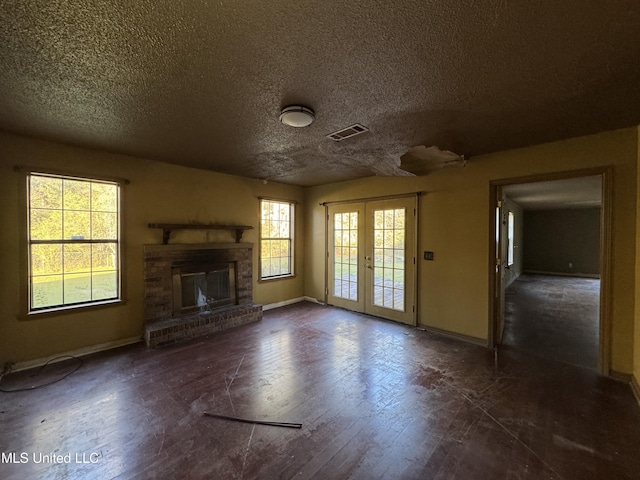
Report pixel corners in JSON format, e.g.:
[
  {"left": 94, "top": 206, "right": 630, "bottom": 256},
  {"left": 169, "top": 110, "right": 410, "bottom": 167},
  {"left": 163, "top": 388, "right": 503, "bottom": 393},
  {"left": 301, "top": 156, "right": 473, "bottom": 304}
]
[
  {"left": 631, "top": 375, "right": 640, "bottom": 407},
  {"left": 263, "top": 297, "right": 306, "bottom": 311},
  {"left": 11, "top": 335, "right": 143, "bottom": 373},
  {"left": 417, "top": 324, "right": 487, "bottom": 348},
  {"left": 609, "top": 370, "right": 633, "bottom": 383},
  {"left": 304, "top": 296, "right": 325, "bottom": 305},
  {"left": 523, "top": 270, "right": 600, "bottom": 279},
  {"left": 263, "top": 297, "right": 325, "bottom": 311}
]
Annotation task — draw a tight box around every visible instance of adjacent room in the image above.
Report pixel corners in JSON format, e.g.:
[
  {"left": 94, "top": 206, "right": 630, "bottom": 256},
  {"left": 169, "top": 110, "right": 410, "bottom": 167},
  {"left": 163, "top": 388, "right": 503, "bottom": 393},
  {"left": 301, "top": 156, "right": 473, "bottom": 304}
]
[
  {"left": 1, "top": 2, "right": 640, "bottom": 479},
  {"left": 498, "top": 177, "right": 603, "bottom": 371}
]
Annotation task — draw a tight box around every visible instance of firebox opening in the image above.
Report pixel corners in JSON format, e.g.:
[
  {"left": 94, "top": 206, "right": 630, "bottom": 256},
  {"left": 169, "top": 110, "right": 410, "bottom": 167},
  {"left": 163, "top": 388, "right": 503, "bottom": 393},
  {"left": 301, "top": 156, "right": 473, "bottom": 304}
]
[{"left": 172, "top": 262, "right": 237, "bottom": 315}]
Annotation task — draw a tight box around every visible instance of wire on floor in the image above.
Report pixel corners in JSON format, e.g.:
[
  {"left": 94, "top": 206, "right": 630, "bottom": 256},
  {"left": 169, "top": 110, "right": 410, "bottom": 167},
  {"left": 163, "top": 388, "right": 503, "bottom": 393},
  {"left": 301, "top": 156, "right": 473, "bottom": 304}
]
[{"left": 0, "top": 355, "right": 84, "bottom": 393}]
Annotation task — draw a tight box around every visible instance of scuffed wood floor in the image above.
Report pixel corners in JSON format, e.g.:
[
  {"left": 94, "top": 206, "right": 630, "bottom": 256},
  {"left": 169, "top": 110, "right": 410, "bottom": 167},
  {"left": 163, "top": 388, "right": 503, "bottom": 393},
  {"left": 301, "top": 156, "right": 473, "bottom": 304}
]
[
  {"left": 1, "top": 302, "right": 639, "bottom": 479},
  {"left": 503, "top": 274, "right": 600, "bottom": 370}
]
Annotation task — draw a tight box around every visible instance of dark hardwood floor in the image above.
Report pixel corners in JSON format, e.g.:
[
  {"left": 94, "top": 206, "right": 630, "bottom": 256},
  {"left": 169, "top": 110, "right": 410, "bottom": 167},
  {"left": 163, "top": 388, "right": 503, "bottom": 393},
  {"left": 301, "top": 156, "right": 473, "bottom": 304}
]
[
  {"left": 502, "top": 274, "right": 600, "bottom": 370},
  {"left": 1, "top": 302, "right": 639, "bottom": 479}
]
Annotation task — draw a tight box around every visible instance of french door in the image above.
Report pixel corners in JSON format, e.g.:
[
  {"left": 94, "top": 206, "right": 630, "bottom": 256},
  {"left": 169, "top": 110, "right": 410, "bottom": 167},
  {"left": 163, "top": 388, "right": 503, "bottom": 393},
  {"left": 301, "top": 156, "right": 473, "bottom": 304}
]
[{"left": 327, "top": 197, "right": 416, "bottom": 325}]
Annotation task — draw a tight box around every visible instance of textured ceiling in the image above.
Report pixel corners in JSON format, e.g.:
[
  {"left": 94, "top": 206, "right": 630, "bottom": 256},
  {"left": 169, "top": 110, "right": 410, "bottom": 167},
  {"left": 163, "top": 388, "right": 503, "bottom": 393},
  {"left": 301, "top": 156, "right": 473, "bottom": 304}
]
[
  {"left": 1, "top": 1, "right": 640, "bottom": 186},
  {"left": 503, "top": 176, "right": 602, "bottom": 210}
]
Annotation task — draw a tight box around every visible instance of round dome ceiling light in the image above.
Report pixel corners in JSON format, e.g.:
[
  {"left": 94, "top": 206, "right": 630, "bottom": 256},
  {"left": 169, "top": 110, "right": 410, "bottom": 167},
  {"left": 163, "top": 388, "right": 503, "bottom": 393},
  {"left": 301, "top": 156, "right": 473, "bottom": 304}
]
[{"left": 279, "top": 105, "right": 315, "bottom": 128}]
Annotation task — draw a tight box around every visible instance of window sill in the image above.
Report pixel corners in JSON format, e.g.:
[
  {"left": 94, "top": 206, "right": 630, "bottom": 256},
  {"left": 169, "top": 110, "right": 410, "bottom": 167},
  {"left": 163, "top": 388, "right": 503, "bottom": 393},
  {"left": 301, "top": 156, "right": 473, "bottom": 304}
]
[
  {"left": 258, "top": 274, "right": 296, "bottom": 283},
  {"left": 19, "top": 299, "right": 127, "bottom": 321}
]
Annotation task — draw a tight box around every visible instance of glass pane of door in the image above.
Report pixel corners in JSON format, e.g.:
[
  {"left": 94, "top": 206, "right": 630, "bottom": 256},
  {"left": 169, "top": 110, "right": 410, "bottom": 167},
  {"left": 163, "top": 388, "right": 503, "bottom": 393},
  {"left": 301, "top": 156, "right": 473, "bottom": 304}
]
[
  {"left": 372, "top": 208, "right": 405, "bottom": 311},
  {"left": 333, "top": 211, "right": 359, "bottom": 300},
  {"left": 327, "top": 203, "right": 365, "bottom": 312}
]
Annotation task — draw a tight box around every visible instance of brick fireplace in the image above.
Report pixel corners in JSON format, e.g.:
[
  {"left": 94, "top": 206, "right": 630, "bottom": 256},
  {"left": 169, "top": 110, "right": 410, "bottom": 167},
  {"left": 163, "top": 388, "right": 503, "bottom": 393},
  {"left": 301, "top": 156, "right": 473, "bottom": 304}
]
[{"left": 143, "top": 243, "right": 262, "bottom": 347}]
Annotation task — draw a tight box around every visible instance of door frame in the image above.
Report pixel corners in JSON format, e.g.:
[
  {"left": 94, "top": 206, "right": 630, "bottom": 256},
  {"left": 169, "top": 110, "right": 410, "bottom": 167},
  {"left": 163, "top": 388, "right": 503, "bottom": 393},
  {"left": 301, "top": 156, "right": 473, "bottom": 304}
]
[
  {"left": 488, "top": 167, "right": 612, "bottom": 376},
  {"left": 494, "top": 188, "right": 508, "bottom": 344},
  {"left": 322, "top": 193, "right": 420, "bottom": 326}
]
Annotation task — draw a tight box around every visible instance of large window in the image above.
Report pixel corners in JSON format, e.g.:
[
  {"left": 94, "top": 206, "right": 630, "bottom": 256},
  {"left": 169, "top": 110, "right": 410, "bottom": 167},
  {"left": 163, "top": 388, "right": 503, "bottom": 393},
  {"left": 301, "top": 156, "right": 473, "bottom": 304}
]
[
  {"left": 260, "top": 199, "right": 294, "bottom": 279},
  {"left": 28, "top": 173, "right": 121, "bottom": 312}
]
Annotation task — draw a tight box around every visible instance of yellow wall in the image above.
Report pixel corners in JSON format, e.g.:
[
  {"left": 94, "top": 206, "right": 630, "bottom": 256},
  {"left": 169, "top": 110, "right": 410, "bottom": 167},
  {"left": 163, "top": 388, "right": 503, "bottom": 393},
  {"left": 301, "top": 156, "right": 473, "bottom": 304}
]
[
  {"left": 0, "top": 132, "right": 304, "bottom": 365},
  {"left": 305, "top": 127, "right": 638, "bottom": 374}
]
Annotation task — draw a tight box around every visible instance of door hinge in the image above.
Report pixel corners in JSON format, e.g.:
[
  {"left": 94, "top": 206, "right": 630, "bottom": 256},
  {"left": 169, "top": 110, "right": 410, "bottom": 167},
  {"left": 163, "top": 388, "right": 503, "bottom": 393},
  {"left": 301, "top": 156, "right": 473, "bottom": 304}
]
[
  {"left": 325, "top": 288, "right": 329, "bottom": 296},
  {"left": 496, "top": 257, "right": 501, "bottom": 266},
  {"left": 497, "top": 200, "right": 502, "bottom": 208},
  {"left": 412, "top": 305, "right": 415, "bottom": 313}
]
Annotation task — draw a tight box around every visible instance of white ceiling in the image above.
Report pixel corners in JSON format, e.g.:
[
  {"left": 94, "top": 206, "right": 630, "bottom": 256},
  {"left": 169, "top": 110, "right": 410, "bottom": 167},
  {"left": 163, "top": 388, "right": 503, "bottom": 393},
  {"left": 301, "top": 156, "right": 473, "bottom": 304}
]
[{"left": 1, "top": 2, "right": 640, "bottom": 186}]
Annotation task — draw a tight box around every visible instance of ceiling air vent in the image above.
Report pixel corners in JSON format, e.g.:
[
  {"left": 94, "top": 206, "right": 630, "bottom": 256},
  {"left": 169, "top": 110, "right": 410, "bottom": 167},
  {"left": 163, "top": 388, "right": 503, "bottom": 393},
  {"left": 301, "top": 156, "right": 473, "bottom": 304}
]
[{"left": 326, "top": 123, "right": 369, "bottom": 142}]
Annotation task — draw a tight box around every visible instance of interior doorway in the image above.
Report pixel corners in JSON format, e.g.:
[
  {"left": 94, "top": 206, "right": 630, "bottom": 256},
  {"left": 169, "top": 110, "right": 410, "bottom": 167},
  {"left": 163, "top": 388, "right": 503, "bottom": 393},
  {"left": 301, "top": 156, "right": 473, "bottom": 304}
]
[
  {"left": 490, "top": 170, "right": 611, "bottom": 374},
  {"left": 325, "top": 195, "right": 417, "bottom": 326}
]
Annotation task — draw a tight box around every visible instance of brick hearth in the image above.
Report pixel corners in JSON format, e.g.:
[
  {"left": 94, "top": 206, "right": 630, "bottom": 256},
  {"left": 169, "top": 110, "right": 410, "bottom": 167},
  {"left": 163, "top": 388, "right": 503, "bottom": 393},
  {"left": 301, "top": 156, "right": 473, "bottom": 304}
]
[{"left": 143, "top": 243, "right": 262, "bottom": 347}]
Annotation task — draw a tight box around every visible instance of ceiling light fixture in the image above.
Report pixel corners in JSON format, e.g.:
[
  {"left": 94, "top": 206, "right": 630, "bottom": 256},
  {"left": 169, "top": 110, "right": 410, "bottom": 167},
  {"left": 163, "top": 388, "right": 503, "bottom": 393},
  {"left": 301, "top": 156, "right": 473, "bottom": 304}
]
[{"left": 279, "top": 105, "right": 315, "bottom": 128}]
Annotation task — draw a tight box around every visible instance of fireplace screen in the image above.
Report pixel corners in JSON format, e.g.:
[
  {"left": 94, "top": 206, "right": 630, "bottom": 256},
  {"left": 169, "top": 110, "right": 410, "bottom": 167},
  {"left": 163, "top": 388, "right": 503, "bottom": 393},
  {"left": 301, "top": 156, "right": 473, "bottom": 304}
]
[{"left": 172, "top": 263, "right": 236, "bottom": 315}]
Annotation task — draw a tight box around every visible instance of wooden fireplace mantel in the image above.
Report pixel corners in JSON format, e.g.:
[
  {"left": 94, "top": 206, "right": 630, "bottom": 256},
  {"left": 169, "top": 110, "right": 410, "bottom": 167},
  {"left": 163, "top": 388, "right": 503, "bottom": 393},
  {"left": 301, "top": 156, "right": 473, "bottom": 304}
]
[{"left": 148, "top": 223, "right": 254, "bottom": 244}]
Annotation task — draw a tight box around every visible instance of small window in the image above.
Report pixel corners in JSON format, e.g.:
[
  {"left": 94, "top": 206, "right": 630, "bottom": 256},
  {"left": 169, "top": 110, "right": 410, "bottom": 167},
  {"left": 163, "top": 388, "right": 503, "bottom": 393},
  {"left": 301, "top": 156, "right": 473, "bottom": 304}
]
[
  {"left": 507, "top": 211, "right": 515, "bottom": 266},
  {"left": 260, "top": 199, "right": 294, "bottom": 280},
  {"left": 27, "top": 172, "right": 121, "bottom": 312}
]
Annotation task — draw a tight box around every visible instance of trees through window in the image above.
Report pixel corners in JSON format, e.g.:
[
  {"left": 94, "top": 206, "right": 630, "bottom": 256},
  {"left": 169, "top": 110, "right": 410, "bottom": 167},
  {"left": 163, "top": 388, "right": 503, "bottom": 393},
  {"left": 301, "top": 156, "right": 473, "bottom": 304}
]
[
  {"left": 260, "top": 199, "right": 293, "bottom": 279},
  {"left": 28, "top": 173, "right": 121, "bottom": 311}
]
